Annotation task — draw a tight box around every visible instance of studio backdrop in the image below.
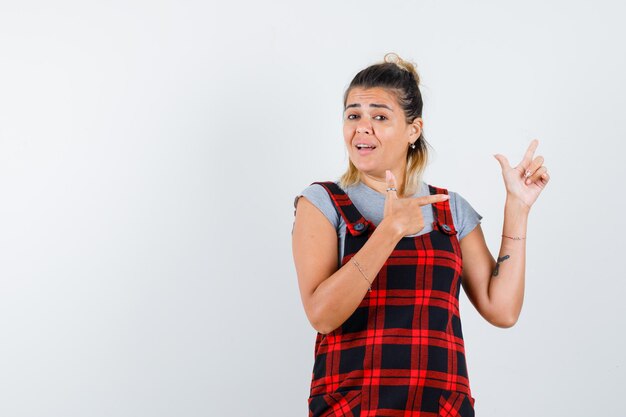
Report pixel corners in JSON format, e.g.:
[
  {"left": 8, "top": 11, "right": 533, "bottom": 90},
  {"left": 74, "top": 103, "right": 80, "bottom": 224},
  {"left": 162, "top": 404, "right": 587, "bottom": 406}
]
[{"left": 0, "top": 1, "right": 624, "bottom": 416}]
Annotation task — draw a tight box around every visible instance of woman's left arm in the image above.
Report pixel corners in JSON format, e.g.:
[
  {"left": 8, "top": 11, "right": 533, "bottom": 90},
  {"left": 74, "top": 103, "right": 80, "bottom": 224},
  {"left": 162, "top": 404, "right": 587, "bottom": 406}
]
[{"left": 459, "top": 139, "right": 550, "bottom": 328}]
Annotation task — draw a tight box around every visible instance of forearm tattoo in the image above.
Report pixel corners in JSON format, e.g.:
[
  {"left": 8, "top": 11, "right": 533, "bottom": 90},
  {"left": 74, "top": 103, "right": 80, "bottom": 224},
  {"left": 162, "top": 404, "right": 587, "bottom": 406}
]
[{"left": 493, "top": 255, "right": 510, "bottom": 277}]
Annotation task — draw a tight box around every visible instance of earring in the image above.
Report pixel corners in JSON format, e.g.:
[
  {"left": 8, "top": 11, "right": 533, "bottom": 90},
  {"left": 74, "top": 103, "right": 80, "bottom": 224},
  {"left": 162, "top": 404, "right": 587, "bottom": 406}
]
[{"left": 410, "top": 142, "right": 416, "bottom": 149}]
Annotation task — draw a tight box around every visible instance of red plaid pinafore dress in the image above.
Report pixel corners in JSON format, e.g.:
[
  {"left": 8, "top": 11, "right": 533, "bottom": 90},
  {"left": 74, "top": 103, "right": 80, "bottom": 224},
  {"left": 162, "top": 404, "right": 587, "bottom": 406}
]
[{"left": 308, "top": 182, "right": 475, "bottom": 417}]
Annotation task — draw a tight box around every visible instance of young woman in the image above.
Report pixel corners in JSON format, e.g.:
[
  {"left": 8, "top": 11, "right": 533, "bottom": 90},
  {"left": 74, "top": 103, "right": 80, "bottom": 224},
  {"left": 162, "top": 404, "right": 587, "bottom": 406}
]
[{"left": 292, "top": 53, "right": 549, "bottom": 416}]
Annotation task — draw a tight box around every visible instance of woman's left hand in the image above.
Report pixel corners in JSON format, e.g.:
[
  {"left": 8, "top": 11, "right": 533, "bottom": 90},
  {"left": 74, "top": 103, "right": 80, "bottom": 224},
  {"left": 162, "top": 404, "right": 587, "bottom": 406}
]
[{"left": 494, "top": 139, "right": 550, "bottom": 210}]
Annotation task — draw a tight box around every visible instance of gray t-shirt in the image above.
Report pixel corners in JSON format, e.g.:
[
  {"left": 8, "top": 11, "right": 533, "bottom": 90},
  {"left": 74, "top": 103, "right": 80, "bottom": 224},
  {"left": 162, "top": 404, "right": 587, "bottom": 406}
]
[{"left": 296, "top": 180, "right": 482, "bottom": 262}]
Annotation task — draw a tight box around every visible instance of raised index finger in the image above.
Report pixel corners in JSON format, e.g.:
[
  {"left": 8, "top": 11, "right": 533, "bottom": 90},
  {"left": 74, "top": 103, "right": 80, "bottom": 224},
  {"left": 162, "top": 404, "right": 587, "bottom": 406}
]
[
  {"left": 414, "top": 194, "right": 450, "bottom": 206},
  {"left": 519, "top": 139, "right": 539, "bottom": 170}
]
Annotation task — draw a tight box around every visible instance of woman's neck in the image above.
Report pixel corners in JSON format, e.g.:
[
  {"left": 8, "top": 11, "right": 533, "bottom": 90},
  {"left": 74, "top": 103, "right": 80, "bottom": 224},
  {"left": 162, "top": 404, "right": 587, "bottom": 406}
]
[{"left": 360, "top": 170, "right": 406, "bottom": 197}]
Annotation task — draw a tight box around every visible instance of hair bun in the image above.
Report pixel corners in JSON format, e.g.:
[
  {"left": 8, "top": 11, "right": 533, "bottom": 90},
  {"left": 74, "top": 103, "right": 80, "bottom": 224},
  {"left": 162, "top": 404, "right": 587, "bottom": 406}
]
[
  {"left": 384, "top": 52, "right": 420, "bottom": 84},
  {"left": 384, "top": 52, "right": 401, "bottom": 64}
]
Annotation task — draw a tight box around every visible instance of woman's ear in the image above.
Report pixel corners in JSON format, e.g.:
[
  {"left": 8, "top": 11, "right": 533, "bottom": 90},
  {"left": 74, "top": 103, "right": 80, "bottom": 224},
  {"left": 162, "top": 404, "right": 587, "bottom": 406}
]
[{"left": 410, "top": 117, "right": 423, "bottom": 141}]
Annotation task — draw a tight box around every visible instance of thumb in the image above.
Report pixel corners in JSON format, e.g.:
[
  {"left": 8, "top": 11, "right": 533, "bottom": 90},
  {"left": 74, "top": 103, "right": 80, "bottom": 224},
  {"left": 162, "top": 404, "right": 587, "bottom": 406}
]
[{"left": 493, "top": 154, "right": 511, "bottom": 171}]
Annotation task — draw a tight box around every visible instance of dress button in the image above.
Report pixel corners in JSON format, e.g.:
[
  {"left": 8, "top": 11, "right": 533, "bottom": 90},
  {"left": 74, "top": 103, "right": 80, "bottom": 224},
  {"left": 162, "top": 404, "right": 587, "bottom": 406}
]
[
  {"left": 354, "top": 222, "right": 365, "bottom": 231},
  {"left": 441, "top": 224, "right": 451, "bottom": 232}
]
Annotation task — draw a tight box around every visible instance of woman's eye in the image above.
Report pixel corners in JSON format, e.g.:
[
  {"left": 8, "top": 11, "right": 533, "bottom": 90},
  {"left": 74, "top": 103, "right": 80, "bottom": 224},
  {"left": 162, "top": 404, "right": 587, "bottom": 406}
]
[{"left": 346, "top": 114, "right": 386, "bottom": 121}]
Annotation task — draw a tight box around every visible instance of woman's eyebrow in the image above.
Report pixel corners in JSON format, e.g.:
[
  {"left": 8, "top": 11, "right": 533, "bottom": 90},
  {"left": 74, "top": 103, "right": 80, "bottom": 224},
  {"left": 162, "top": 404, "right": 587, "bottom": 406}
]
[{"left": 344, "top": 103, "right": 393, "bottom": 111}]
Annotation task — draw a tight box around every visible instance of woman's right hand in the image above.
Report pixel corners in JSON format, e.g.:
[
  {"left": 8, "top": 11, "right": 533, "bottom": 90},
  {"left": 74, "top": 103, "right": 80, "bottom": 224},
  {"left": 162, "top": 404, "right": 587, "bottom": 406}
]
[{"left": 383, "top": 170, "right": 450, "bottom": 237}]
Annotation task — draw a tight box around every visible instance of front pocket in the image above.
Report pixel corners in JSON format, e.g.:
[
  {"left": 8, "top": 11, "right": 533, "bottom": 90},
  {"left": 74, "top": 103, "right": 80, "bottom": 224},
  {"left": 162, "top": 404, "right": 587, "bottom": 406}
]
[
  {"left": 308, "top": 389, "right": 362, "bottom": 417},
  {"left": 438, "top": 390, "right": 475, "bottom": 417}
]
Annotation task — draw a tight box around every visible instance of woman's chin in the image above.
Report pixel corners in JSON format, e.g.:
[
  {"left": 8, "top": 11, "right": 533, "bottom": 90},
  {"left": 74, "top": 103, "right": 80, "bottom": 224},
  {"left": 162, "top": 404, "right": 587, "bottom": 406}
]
[{"left": 355, "top": 165, "right": 384, "bottom": 179}]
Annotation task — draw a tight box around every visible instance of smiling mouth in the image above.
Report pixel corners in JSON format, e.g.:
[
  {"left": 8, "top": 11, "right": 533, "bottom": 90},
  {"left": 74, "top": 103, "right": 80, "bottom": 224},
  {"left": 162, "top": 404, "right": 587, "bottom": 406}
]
[{"left": 355, "top": 144, "right": 377, "bottom": 150}]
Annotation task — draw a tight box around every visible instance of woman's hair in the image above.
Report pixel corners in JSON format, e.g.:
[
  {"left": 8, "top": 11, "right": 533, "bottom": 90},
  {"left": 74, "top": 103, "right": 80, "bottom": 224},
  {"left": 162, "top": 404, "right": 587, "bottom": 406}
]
[{"left": 339, "top": 53, "right": 429, "bottom": 196}]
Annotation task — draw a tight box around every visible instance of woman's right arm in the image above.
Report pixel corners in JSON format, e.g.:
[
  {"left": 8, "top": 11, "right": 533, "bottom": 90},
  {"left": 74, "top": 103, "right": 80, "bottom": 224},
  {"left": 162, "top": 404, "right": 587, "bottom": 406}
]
[
  {"left": 292, "top": 172, "right": 450, "bottom": 335},
  {"left": 292, "top": 196, "right": 403, "bottom": 334}
]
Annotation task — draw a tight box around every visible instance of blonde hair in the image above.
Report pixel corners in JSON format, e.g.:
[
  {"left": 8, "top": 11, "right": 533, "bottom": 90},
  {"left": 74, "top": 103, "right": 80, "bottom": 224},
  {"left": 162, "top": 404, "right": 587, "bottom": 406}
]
[{"left": 339, "top": 53, "right": 429, "bottom": 196}]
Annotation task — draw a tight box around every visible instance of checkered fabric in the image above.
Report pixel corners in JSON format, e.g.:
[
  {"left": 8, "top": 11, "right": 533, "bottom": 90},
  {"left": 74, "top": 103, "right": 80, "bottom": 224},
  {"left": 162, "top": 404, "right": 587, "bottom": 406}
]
[{"left": 307, "top": 182, "right": 475, "bottom": 417}]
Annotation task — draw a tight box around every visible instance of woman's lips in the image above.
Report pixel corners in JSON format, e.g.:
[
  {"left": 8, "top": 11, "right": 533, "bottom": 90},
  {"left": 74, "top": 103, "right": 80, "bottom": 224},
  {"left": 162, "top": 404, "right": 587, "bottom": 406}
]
[{"left": 356, "top": 146, "right": 376, "bottom": 156}]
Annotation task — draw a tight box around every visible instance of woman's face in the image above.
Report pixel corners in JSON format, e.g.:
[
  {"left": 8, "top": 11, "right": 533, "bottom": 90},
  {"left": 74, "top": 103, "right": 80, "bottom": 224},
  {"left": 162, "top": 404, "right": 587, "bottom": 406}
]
[{"left": 343, "top": 87, "right": 421, "bottom": 180}]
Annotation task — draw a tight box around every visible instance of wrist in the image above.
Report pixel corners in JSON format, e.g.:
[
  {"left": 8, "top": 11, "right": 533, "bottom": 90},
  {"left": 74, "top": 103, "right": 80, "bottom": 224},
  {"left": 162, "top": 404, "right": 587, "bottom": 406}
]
[
  {"left": 505, "top": 195, "right": 531, "bottom": 215},
  {"left": 378, "top": 218, "right": 404, "bottom": 242}
]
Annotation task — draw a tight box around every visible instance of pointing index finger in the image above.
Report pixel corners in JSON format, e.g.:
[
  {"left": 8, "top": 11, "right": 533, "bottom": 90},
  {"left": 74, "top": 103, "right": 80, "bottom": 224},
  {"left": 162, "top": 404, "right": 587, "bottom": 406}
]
[
  {"left": 519, "top": 139, "right": 539, "bottom": 169},
  {"left": 415, "top": 194, "right": 450, "bottom": 206}
]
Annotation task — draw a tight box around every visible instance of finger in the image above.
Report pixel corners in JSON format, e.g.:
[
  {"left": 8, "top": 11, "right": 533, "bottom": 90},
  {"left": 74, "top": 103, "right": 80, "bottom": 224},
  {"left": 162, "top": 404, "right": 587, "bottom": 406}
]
[
  {"left": 541, "top": 172, "right": 550, "bottom": 185},
  {"left": 518, "top": 139, "right": 539, "bottom": 170},
  {"left": 385, "top": 170, "right": 398, "bottom": 200},
  {"left": 526, "top": 166, "right": 547, "bottom": 185},
  {"left": 414, "top": 193, "right": 450, "bottom": 207},
  {"left": 524, "top": 155, "right": 544, "bottom": 180},
  {"left": 494, "top": 154, "right": 511, "bottom": 171}
]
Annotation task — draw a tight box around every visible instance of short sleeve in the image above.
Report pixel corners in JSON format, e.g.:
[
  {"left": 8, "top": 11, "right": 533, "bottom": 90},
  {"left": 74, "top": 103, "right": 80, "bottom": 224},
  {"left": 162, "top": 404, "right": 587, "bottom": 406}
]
[
  {"left": 448, "top": 191, "right": 483, "bottom": 240},
  {"left": 294, "top": 184, "right": 341, "bottom": 230}
]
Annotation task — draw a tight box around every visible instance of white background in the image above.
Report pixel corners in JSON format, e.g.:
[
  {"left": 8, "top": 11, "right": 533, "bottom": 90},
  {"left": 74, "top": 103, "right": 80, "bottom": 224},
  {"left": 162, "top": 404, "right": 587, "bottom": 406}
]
[{"left": 1, "top": 1, "right": 624, "bottom": 416}]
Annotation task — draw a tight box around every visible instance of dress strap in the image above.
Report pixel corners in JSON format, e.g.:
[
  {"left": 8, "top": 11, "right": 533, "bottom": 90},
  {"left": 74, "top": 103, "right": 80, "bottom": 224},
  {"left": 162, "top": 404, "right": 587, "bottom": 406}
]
[
  {"left": 428, "top": 185, "right": 458, "bottom": 236},
  {"left": 312, "top": 182, "right": 371, "bottom": 236}
]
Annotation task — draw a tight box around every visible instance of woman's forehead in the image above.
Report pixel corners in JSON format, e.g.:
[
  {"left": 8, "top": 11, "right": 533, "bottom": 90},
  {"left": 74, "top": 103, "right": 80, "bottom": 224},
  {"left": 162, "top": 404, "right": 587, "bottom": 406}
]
[{"left": 346, "top": 87, "right": 399, "bottom": 108}]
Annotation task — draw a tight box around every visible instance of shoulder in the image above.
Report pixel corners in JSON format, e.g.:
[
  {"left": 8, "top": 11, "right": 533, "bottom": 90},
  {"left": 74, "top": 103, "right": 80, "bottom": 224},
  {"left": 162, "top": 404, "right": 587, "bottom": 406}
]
[
  {"left": 446, "top": 190, "right": 476, "bottom": 213},
  {"left": 300, "top": 181, "right": 343, "bottom": 203},
  {"left": 422, "top": 182, "right": 471, "bottom": 210},
  {"left": 295, "top": 181, "right": 343, "bottom": 229},
  {"left": 424, "top": 182, "right": 483, "bottom": 241},
  {"left": 448, "top": 190, "right": 483, "bottom": 240}
]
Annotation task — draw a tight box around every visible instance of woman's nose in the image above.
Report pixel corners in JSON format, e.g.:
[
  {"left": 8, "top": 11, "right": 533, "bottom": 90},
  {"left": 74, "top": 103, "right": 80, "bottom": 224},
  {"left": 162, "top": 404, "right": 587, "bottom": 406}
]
[{"left": 356, "top": 123, "right": 372, "bottom": 134}]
